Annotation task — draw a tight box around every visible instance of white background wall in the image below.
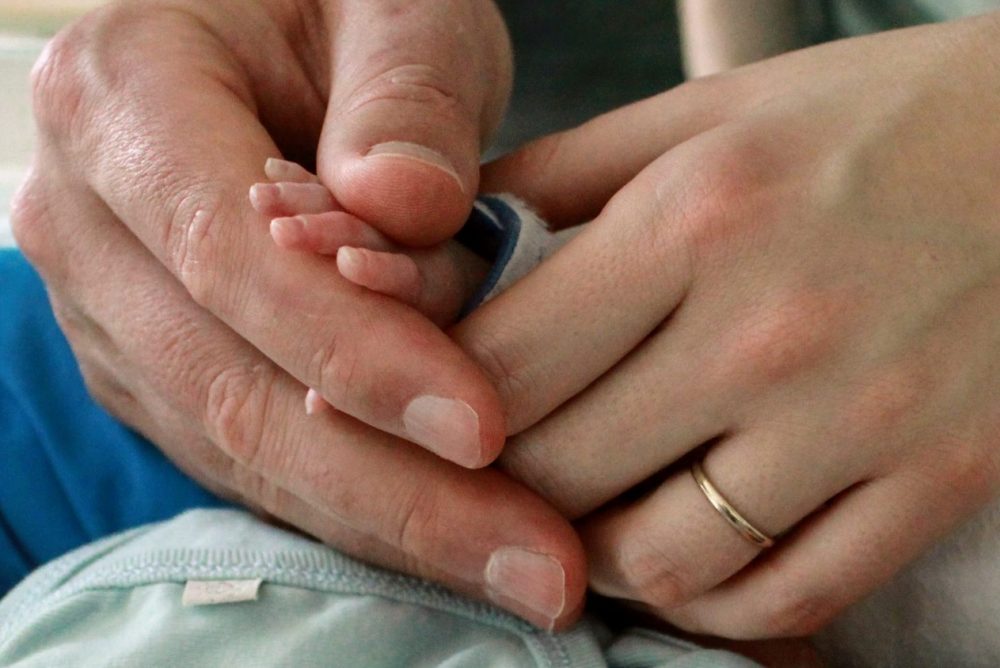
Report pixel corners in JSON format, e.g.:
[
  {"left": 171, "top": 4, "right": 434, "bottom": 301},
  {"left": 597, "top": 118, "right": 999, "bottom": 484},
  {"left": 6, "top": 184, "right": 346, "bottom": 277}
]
[
  {"left": 0, "top": 1, "right": 105, "bottom": 246},
  {"left": 0, "top": 37, "right": 42, "bottom": 247}
]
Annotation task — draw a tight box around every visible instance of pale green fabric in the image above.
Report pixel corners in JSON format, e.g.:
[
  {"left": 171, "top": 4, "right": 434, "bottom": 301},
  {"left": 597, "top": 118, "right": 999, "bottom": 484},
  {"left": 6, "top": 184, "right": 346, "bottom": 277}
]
[
  {"left": 0, "top": 510, "right": 758, "bottom": 668},
  {"left": 833, "top": 0, "right": 1000, "bottom": 35}
]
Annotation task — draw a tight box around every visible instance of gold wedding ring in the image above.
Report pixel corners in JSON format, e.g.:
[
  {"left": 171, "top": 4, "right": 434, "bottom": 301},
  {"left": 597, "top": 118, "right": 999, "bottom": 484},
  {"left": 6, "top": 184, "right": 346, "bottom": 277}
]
[{"left": 691, "top": 461, "right": 775, "bottom": 549}]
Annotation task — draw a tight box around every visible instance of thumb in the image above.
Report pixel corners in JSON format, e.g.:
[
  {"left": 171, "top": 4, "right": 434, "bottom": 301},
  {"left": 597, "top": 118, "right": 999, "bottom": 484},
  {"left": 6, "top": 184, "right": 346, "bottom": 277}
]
[{"left": 318, "top": 0, "right": 512, "bottom": 245}]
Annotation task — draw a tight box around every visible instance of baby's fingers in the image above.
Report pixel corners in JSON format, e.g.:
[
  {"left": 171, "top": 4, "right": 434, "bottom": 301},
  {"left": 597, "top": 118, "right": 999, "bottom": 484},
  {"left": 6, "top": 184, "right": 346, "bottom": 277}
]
[
  {"left": 270, "top": 211, "right": 397, "bottom": 255},
  {"left": 339, "top": 246, "right": 483, "bottom": 327},
  {"left": 264, "top": 158, "right": 321, "bottom": 184},
  {"left": 301, "top": 245, "right": 423, "bottom": 420},
  {"left": 250, "top": 182, "right": 339, "bottom": 217},
  {"left": 338, "top": 247, "right": 424, "bottom": 308}
]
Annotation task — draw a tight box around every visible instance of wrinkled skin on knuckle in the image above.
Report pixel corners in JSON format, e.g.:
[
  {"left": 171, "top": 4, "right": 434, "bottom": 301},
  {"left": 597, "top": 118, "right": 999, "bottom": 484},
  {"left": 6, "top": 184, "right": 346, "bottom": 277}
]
[
  {"left": 9, "top": 171, "right": 56, "bottom": 271},
  {"left": 667, "top": 132, "right": 784, "bottom": 265},
  {"left": 388, "top": 483, "right": 444, "bottom": 560},
  {"left": 463, "top": 328, "right": 536, "bottom": 432},
  {"left": 30, "top": 2, "right": 146, "bottom": 142},
  {"left": 713, "top": 291, "right": 847, "bottom": 395},
  {"left": 753, "top": 585, "right": 840, "bottom": 639},
  {"left": 29, "top": 20, "right": 94, "bottom": 141},
  {"left": 79, "top": 362, "right": 140, "bottom": 426},
  {"left": 166, "top": 191, "right": 230, "bottom": 309},
  {"left": 203, "top": 364, "right": 276, "bottom": 468},
  {"left": 490, "top": 131, "right": 569, "bottom": 214},
  {"left": 309, "top": 330, "right": 364, "bottom": 409},
  {"left": 344, "top": 62, "right": 464, "bottom": 120},
  {"left": 338, "top": 0, "right": 512, "bottom": 130},
  {"left": 497, "top": 441, "right": 571, "bottom": 515},
  {"left": 910, "top": 432, "right": 1000, "bottom": 516},
  {"left": 612, "top": 536, "right": 692, "bottom": 610},
  {"left": 840, "top": 361, "right": 937, "bottom": 452}
]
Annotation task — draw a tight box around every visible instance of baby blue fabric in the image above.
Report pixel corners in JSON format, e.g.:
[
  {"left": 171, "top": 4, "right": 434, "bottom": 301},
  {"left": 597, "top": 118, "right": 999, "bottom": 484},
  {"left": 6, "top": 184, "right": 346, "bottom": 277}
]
[
  {"left": 0, "top": 509, "right": 759, "bottom": 667},
  {"left": 0, "top": 206, "right": 759, "bottom": 667},
  {"left": 0, "top": 196, "right": 536, "bottom": 596},
  {"left": 0, "top": 249, "right": 226, "bottom": 596}
]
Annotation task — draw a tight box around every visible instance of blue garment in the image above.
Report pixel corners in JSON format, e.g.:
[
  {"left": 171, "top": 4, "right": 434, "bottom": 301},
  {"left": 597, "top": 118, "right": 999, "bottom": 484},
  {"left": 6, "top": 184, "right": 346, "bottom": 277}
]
[
  {"left": 0, "top": 249, "right": 225, "bottom": 595},
  {"left": 0, "top": 196, "right": 536, "bottom": 596}
]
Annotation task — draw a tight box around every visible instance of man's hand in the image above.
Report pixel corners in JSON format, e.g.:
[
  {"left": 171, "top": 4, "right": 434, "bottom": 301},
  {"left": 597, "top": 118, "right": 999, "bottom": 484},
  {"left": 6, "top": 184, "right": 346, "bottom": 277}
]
[
  {"left": 461, "top": 13, "right": 1000, "bottom": 637},
  {"left": 10, "top": 0, "right": 585, "bottom": 630}
]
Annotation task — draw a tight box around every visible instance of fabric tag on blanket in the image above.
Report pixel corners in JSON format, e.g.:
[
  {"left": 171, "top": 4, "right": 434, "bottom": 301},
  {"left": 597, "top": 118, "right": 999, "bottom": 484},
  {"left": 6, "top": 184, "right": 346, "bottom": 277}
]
[{"left": 182, "top": 579, "right": 263, "bottom": 606}]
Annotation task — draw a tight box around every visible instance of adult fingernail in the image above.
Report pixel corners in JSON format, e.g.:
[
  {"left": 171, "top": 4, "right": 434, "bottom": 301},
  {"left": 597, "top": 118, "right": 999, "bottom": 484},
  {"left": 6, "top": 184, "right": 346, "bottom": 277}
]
[
  {"left": 270, "top": 216, "right": 305, "bottom": 247},
  {"left": 486, "top": 547, "right": 566, "bottom": 631},
  {"left": 366, "top": 142, "right": 464, "bottom": 192},
  {"left": 402, "top": 395, "right": 481, "bottom": 466}
]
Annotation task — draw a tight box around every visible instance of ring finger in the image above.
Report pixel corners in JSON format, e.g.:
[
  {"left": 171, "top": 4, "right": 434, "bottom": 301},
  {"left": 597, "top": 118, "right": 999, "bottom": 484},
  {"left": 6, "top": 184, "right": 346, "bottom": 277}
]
[{"left": 579, "top": 425, "right": 865, "bottom": 611}]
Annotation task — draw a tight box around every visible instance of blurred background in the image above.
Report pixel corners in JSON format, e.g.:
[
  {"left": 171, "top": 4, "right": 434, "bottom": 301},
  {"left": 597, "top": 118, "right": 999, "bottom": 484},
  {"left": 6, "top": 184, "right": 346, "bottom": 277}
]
[
  {"left": 0, "top": 1, "right": 107, "bottom": 246},
  {"left": 0, "top": 0, "right": 683, "bottom": 247}
]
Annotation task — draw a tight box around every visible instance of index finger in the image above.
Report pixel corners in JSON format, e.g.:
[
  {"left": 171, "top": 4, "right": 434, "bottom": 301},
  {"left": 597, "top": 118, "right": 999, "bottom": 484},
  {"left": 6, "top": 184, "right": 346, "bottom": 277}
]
[
  {"left": 34, "top": 4, "right": 504, "bottom": 467},
  {"left": 453, "top": 152, "right": 697, "bottom": 434}
]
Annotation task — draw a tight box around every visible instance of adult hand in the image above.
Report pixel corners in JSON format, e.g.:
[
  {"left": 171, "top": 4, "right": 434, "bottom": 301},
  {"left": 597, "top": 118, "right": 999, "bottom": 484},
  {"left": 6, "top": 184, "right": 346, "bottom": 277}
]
[
  {"left": 461, "top": 13, "right": 1000, "bottom": 637},
  {"left": 11, "top": 0, "right": 586, "bottom": 630}
]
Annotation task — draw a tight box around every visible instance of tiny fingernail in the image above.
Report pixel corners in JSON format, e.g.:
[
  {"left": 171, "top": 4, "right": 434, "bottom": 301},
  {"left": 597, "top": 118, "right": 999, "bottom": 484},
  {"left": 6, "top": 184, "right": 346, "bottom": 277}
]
[
  {"left": 249, "top": 183, "right": 278, "bottom": 208},
  {"left": 264, "top": 158, "right": 290, "bottom": 180},
  {"left": 336, "top": 247, "right": 364, "bottom": 277},
  {"left": 366, "top": 142, "right": 464, "bottom": 192},
  {"left": 270, "top": 216, "right": 305, "bottom": 247},
  {"left": 265, "top": 158, "right": 320, "bottom": 184},
  {"left": 486, "top": 547, "right": 566, "bottom": 630},
  {"left": 304, "top": 388, "right": 328, "bottom": 416},
  {"left": 402, "top": 395, "right": 481, "bottom": 466}
]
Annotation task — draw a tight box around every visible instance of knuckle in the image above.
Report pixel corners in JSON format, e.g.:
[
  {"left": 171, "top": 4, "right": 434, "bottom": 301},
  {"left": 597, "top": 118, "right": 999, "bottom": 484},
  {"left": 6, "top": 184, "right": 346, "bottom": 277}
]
[
  {"left": 29, "top": 0, "right": 131, "bottom": 139},
  {"left": 914, "top": 436, "right": 1000, "bottom": 512},
  {"left": 499, "top": 131, "right": 569, "bottom": 200},
  {"left": 614, "top": 537, "right": 692, "bottom": 609},
  {"left": 391, "top": 485, "right": 442, "bottom": 557},
  {"left": 668, "top": 133, "right": 776, "bottom": 258},
  {"left": 9, "top": 172, "right": 54, "bottom": 268},
  {"left": 498, "top": 442, "right": 570, "bottom": 513},
  {"left": 30, "top": 0, "right": 154, "bottom": 134},
  {"left": 846, "top": 363, "right": 932, "bottom": 441},
  {"left": 308, "top": 331, "right": 358, "bottom": 408},
  {"left": 204, "top": 364, "right": 276, "bottom": 467},
  {"left": 30, "top": 23, "right": 92, "bottom": 139},
  {"left": 758, "top": 586, "right": 838, "bottom": 637},
  {"left": 720, "top": 292, "right": 843, "bottom": 388},
  {"left": 343, "top": 63, "right": 464, "bottom": 119},
  {"left": 167, "top": 190, "right": 225, "bottom": 308},
  {"left": 463, "top": 329, "right": 536, "bottom": 431},
  {"left": 76, "top": 357, "right": 113, "bottom": 403}
]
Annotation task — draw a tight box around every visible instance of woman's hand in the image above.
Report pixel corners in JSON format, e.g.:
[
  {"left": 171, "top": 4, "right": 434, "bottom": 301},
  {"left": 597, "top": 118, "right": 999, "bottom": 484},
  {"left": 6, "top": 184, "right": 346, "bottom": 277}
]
[
  {"left": 460, "top": 13, "right": 1000, "bottom": 637},
  {"left": 10, "top": 0, "right": 588, "bottom": 630}
]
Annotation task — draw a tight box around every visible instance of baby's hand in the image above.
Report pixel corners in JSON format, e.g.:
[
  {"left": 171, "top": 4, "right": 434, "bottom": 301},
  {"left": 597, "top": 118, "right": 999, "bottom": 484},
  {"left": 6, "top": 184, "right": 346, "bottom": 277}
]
[{"left": 250, "top": 159, "right": 490, "bottom": 414}]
